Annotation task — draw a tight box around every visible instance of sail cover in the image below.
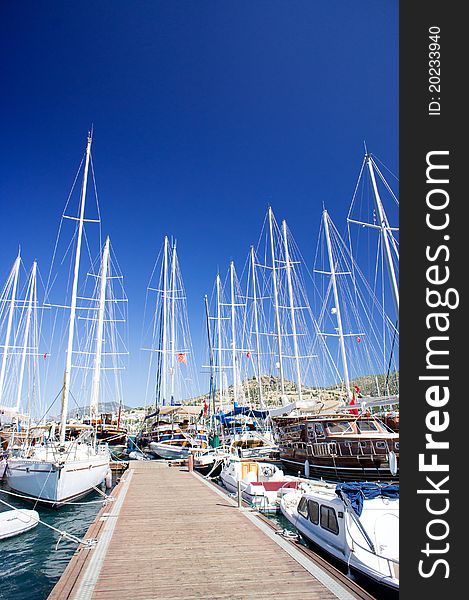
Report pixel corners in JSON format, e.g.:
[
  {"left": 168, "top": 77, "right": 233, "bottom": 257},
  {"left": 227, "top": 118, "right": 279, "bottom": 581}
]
[{"left": 335, "top": 482, "right": 399, "bottom": 516}]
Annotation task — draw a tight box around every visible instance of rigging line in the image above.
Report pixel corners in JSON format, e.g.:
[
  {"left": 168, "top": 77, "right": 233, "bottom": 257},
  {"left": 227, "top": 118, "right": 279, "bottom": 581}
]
[
  {"left": 372, "top": 159, "right": 400, "bottom": 207},
  {"left": 372, "top": 153, "right": 400, "bottom": 183},
  {"left": 36, "top": 385, "right": 65, "bottom": 425},
  {"left": 44, "top": 153, "right": 85, "bottom": 304},
  {"left": 385, "top": 320, "right": 399, "bottom": 395},
  {"left": 347, "top": 155, "right": 367, "bottom": 221},
  {"left": 89, "top": 154, "right": 103, "bottom": 253}
]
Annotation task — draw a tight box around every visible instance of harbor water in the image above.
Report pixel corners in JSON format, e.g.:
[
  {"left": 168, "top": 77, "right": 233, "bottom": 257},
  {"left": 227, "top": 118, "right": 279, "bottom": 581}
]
[{"left": 0, "top": 481, "right": 109, "bottom": 600}]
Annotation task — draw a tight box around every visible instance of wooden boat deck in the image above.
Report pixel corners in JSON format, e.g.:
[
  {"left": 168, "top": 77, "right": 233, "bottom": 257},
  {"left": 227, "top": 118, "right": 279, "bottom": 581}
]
[{"left": 48, "top": 461, "right": 371, "bottom": 600}]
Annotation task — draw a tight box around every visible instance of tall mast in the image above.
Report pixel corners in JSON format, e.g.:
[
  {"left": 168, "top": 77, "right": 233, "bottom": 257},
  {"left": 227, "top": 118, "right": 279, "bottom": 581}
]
[
  {"left": 15, "top": 261, "right": 37, "bottom": 414},
  {"left": 59, "top": 132, "right": 92, "bottom": 443},
  {"left": 282, "top": 220, "right": 302, "bottom": 401},
  {"left": 204, "top": 294, "right": 216, "bottom": 416},
  {"left": 230, "top": 261, "right": 238, "bottom": 404},
  {"left": 90, "top": 237, "right": 110, "bottom": 420},
  {"left": 170, "top": 240, "right": 177, "bottom": 403},
  {"left": 161, "top": 236, "right": 169, "bottom": 405},
  {"left": 216, "top": 273, "right": 224, "bottom": 411},
  {"left": 366, "top": 155, "right": 399, "bottom": 320},
  {"left": 250, "top": 246, "right": 264, "bottom": 407},
  {"left": 0, "top": 252, "right": 21, "bottom": 405},
  {"left": 323, "top": 210, "right": 352, "bottom": 399},
  {"left": 268, "top": 207, "right": 285, "bottom": 397}
]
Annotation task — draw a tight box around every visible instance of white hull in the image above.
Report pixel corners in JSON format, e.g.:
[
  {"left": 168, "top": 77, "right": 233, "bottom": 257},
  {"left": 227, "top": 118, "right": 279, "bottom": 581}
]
[
  {"left": 0, "top": 457, "right": 6, "bottom": 479},
  {"left": 6, "top": 445, "right": 110, "bottom": 506},
  {"left": 149, "top": 442, "right": 191, "bottom": 460},
  {"left": 280, "top": 488, "right": 399, "bottom": 592},
  {"left": 0, "top": 509, "right": 39, "bottom": 540},
  {"left": 220, "top": 460, "right": 294, "bottom": 513}
]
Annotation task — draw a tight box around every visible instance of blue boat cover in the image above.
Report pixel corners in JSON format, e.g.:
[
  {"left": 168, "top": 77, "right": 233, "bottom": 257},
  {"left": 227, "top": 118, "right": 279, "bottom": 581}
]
[
  {"left": 335, "top": 482, "right": 399, "bottom": 516},
  {"left": 214, "top": 402, "right": 269, "bottom": 423}
]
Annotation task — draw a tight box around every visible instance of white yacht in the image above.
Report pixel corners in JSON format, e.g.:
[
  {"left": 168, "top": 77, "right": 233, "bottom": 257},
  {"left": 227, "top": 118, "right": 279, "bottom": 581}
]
[
  {"left": 280, "top": 480, "right": 399, "bottom": 592},
  {"left": 7, "top": 132, "right": 113, "bottom": 506}
]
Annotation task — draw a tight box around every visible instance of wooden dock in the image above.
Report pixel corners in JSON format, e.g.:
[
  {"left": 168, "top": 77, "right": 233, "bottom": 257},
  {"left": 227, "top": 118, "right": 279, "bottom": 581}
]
[{"left": 48, "top": 461, "right": 374, "bottom": 600}]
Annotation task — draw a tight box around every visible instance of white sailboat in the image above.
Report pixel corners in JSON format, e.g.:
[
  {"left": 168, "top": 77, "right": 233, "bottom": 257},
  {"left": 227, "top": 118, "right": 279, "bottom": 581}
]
[
  {"left": 6, "top": 132, "right": 111, "bottom": 506},
  {"left": 141, "top": 237, "right": 206, "bottom": 459},
  {"left": 0, "top": 254, "right": 43, "bottom": 463}
]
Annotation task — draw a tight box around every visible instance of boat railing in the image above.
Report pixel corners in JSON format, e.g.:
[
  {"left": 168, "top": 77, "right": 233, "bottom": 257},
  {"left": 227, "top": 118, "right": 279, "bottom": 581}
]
[
  {"left": 308, "top": 439, "right": 395, "bottom": 458},
  {"left": 309, "top": 442, "right": 338, "bottom": 457}
]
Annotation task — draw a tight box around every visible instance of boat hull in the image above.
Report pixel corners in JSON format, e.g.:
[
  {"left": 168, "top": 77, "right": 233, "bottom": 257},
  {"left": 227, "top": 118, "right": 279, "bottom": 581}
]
[
  {"left": 6, "top": 454, "right": 110, "bottom": 506},
  {"left": 280, "top": 491, "right": 399, "bottom": 594},
  {"left": 148, "top": 442, "right": 191, "bottom": 460},
  {"left": 0, "top": 509, "right": 39, "bottom": 540},
  {"left": 280, "top": 455, "right": 398, "bottom": 482}
]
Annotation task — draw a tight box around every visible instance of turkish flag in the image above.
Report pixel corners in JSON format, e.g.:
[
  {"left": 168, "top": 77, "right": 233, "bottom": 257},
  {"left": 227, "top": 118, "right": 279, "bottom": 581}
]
[
  {"left": 177, "top": 353, "right": 187, "bottom": 363},
  {"left": 349, "top": 392, "right": 359, "bottom": 416},
  {"left": 246, "top": 351, "right": 251, "bottom": 358}
]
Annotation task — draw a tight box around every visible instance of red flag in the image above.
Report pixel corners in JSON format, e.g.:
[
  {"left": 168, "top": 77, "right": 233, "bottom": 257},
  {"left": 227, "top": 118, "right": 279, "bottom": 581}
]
[
  {"left": 246, "top": 351, "right": 251, "bottom": 358},
  {"left": 177, "top": 353, "right": 187, "bottom": 363},
  {"left": 357, "top": 337, "right": 361, "bottom": 343},
  {"left": 44, "top": 353, "right": 48, "bottom": 360},
  {"left": 349, "top": 391, "right": 359, "bottom": 416},
  {"left": 203, "top": 401, "right": 208, "bottom": 417}
]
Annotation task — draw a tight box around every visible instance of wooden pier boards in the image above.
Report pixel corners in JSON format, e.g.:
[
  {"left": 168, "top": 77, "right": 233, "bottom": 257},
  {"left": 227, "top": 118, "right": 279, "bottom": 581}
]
[{"left": 48, "top": 461, "right": 367, "bottom": 600}]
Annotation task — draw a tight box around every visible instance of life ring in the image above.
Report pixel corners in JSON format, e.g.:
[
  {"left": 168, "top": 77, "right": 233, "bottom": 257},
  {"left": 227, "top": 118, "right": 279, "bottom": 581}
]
[{"left": 262, "top": 466, "right": 274, "bottom": 477}]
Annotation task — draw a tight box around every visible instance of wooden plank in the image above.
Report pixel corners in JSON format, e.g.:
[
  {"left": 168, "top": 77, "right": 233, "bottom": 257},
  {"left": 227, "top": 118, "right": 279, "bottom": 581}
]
[{"left": 48, "top": 461, "right": 369, "bottom": 600}]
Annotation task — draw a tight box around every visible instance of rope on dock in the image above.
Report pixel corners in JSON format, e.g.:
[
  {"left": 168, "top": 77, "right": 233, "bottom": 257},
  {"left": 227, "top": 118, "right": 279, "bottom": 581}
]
[{"left": 0, "top": 496, "right": 96, "bottom": 547}]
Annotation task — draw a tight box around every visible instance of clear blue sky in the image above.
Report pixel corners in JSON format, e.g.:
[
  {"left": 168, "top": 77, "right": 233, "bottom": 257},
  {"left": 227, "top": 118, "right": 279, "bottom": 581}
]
[{"left": 0, "top": 1, "right": 398, "bottom": 408}]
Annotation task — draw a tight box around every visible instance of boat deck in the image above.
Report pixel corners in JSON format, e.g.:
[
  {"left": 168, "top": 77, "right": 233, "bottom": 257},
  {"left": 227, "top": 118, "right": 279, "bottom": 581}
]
[{"left": 48, "top": 461, "right": 373, "bottom": 599}]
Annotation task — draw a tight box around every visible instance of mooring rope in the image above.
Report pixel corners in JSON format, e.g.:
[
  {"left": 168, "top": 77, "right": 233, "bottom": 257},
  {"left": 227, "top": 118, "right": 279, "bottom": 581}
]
[
  {"left": 0, "top": 496, "right": 96, "bottom": 546},
  {"left": 0, "top": 487, "right": 107, "bottom": 506}
]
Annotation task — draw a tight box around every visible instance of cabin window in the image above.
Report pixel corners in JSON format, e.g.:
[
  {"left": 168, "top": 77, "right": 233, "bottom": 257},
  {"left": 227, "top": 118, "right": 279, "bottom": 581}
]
[
  {"left": 326, "top": 421, "right": 352, "bottom": 434},
  {"left": 307, "top": 500, "right": 319, "bottom": 524},
  {"left": 356, "top": 420, "right": 379, "bottom": 432},
  {"left": 314, "top": 424, "right": 325, "bottom": 438},
  {"left": 394, "top": 442, "right": 399, "bottom": 450},
  {"left": 376, "top": 441, "right": 387, "bottom": 450},
  {"left": 320, "top": 506, "right": 339, "bottom": 535},
  {"left": 298, "top": 496, "right": 308, "bottom": 518}
]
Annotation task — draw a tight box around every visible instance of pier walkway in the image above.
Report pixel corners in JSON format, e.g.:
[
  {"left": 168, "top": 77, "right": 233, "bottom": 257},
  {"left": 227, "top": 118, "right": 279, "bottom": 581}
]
[{"left": 48, "top": 461, "right": 371, "bottom": 600}]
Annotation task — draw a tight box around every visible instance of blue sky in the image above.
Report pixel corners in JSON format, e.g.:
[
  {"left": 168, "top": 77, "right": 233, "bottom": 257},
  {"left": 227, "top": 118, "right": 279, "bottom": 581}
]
[{"left": 0, "top": 1, "right": 398, "bottom": 409}]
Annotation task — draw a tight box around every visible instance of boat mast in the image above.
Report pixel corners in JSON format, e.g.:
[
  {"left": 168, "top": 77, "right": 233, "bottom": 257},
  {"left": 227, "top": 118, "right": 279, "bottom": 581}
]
[
  {"left": 366, "top": 155, "right": 400, "bottom": 320},
  {"left": 90, "top": 236, "right": 110, "bottom": 420},
  {"left": 204, "top": 294, "right": 216, "bottom": 416},
  {"left": 15, "top": 261, "right": 37, "bottom": 414},
  {"left": 268, "top": 207, "right": 285, "bottom": 397},
  {"left": 323, "top": 210, "right": 352, "bottom": 399},
  {"left": 59, "top": 132, "right": 92, "bottom": 444},
  {"left": 250, "top": 246, "right": 264, "bottom": 407},
  {"left": 282, "top": 220, "right": 302, "bottom": 401},
  {"left": 216, "top": 273, "right": 224, "bottom": 411},
  {"left": 161, "top": 236, "right": 169, "bottom": 405},
  {"left": 170, "top": 240, "right": 177, "bottom": 404},
  {"left": 0, "top": 252, "right": 21, "bottom": 406},
  {"left": 230, "top": 261, "right": 238, "bottom": 404}
]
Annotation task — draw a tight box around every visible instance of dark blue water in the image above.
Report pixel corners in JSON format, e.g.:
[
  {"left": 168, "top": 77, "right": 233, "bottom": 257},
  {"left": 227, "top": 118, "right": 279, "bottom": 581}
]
[{"left": 0, "top": 482, "right": 108, "bottom": 600}]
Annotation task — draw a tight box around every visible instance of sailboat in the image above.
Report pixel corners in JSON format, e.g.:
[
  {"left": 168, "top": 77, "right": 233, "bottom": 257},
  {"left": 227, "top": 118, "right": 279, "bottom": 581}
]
[
  {"left": 6, "top": 132, "right": 112, "bottom": 506},
  {"left": 140, "top": 237, "right": 208, "bottom": 460},
  {"left": 0, "top": 254, "right": 43, "bottom": 461},
  {"left": 272, "top": 153, "right": 400, "bottom": 480},
  {"left": 206, "top": 260, "right": 278, "bottom": 459}
]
